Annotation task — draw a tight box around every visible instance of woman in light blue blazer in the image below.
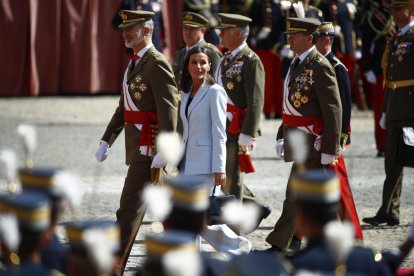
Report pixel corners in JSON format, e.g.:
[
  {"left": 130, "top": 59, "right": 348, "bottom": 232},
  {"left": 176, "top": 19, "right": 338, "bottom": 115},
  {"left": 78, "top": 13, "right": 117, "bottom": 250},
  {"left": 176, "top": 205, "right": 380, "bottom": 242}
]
[
  {"left": 178, "top": 46, "right": 251, "bottom": 255},
  {"left": 179, "top": 47, "right": 227, "bottom": 186}
]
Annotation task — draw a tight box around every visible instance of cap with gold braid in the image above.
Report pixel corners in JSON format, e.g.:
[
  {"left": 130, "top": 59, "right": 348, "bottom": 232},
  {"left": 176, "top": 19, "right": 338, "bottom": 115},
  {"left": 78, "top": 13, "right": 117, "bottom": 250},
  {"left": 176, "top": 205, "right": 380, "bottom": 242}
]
[
  {"left": 315, "top": 22, "right": 335, "bottom": 36},
  {"left": 65, "top": 220, "right": 120, "bottom": 254},
  {"left": 145, "top": 230, "right": 197, "bottom": 257},
  {"left": 0, "top": 192, "right": 51, "bottom": 231},
  {"left": 291, "top": 169, "right": 340, "bottom": 204},
  {"left": 118, "top": 10, "right": 155, "bottom": 29},
  {"left": 164, "top": 175, "right": 209, "bottom": 211},
  {"left": 181, "top": 12, "right": 209, "bottom": 28},
  {"left": 285, "top": 17, "right": 321, "bottom": 34},
  {"left": 392, "top": 0, "right": 411, "bottom": 8},
  {"left": 215, "top": 13, "right": 252, "bottom": 29},
  {"left": 19, "top": 167, "right": 63, "bottom": 198}
]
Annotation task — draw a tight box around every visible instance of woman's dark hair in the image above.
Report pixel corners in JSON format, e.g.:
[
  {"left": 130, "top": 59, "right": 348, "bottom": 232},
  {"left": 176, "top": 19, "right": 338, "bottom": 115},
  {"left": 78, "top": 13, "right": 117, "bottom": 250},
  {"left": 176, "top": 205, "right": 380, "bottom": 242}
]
[{"left": 180, "top": 46, "right": 216, "bottom": 93}]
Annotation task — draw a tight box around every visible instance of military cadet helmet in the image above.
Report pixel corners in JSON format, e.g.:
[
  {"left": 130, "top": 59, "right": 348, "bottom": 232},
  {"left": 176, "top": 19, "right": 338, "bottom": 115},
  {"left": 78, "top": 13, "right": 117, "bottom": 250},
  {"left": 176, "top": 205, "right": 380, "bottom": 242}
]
[
  {"left": 215, "top": 13, "right": 252, "bottom": 29},
  {"left": 19, "top": 167, "right": 64, "bottom": 198},
  {"left": 164, "top": 175, "right": 210, "bottom": 211},
  {"left": 145, "top": 230, "right": 198, "bottom": 256},
  {"left": 291, "top": 169, "right": 340, "bottom": 204},
  {"left": 314, "top": 22, "right": 335, "bottom": 36},
  {"left": 0, "top": 191, "right": 51, "bottom": 232},
  {"left": 285, "top": 17, "right": 321, "bottom": 34},
  {"left": 181, "top": 12, "right": 210, "bottom": 28},
  {"left": 65, "top": 220, "right": 120, "bottom": 254},
  {"left": 118, "top": 10, "right": 155, "bottom": 29}
]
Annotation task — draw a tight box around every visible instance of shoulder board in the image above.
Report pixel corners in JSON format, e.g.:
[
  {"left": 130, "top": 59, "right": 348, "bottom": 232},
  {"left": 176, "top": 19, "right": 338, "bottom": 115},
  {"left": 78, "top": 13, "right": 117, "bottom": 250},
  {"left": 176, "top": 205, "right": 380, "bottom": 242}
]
[
  {"left": 244, "top": 50, "right": 256, "bottom": 59},
  {"left": 150, "top": 51, "right": 160, "bottom": 58},
  {"left": 311, "top": 54, "right": 323, "bottom": 64},
  {"left": 331, "top": 56, "right": 347, "bottom": 70}
]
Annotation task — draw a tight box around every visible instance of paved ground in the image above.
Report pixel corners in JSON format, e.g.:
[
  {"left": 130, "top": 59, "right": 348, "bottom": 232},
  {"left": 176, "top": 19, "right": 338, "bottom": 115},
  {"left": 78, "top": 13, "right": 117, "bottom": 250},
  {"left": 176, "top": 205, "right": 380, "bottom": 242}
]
[{"left": 0, "top": 96, "right": 413, "bottom": 274}]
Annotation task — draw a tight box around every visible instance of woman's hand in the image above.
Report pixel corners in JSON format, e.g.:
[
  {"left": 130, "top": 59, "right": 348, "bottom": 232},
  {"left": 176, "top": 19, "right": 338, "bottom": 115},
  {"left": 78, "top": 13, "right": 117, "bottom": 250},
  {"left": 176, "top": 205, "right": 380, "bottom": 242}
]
[{"left": 214, "top": 173, "right": 226, "bottom": 186}]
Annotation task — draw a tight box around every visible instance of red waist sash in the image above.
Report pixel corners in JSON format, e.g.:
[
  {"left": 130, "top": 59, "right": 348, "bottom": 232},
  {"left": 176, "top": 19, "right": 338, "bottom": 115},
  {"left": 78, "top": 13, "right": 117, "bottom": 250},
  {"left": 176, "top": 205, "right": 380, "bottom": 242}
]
[
  {"left": 227, "top": 104, "right": 247, "bottom": 135},
  {"left": 124, "top": 110, "right": 158, "bottom": 146},
  {"left": 282, "top": 114, "right": 323, "bottom": 135}
]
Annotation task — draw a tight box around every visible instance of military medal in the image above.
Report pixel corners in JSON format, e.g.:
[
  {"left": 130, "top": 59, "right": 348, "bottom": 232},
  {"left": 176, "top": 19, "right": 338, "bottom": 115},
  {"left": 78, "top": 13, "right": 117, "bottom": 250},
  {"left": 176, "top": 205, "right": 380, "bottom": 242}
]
[
  {"left": 134, "top": 92, "right": 142, "bottom": 100},
  {"left": 226, "top": 82, "right": 234, "bottom": 90},
  {"left": 294, "top": 99, "right": 301, "bottom": 108},
  {"left": 236, "top": 75, "right": 242, "bottom": 82},
  {"left": 138, "top": 83, "right": 147, "bottom": 92},
  {"left": 398, "top": 55, "right": 403, "bottom": 62}
]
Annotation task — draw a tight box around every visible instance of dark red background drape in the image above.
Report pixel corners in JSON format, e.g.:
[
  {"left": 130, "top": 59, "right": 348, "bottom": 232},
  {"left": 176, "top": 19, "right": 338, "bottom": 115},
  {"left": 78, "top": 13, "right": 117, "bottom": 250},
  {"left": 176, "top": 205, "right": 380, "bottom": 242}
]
[{"left": 0, "top": 0, "right": 183, "bottom": 96}]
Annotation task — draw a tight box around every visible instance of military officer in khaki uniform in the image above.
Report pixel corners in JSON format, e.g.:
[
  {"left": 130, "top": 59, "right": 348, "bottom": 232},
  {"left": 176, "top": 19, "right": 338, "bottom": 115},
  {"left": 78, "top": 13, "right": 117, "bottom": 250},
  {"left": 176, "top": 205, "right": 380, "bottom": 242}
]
[
  {"left": 94, "top": 10, "right": 179, "bottom": 275},
  {"left": 172, "top": 12, "right": 221, "bottom": 88},
  {"left": 265, "top": 17, "right": 342, "bottom": 252},
  {"left": 214, "top": 13, "right": 271, "bottom": 228},
  {"left": 363, "top": 0, "right": 414, "bottom": 227}
]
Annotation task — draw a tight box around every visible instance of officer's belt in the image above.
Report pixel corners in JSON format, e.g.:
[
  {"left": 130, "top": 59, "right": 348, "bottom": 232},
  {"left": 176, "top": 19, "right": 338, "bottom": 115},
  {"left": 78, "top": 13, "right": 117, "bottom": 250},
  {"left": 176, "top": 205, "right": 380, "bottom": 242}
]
[
  {"left": 282, "top": 114, "right": 324, "bottom": 135},
  {"left": 388, "top": 79, "right": 414, "bottom": 90},
  {"left": 227, "top": 104, "right": 247, "bottom": 135},
  {"left": 124, "top": 110, "right": 158, "bottom": 147}
]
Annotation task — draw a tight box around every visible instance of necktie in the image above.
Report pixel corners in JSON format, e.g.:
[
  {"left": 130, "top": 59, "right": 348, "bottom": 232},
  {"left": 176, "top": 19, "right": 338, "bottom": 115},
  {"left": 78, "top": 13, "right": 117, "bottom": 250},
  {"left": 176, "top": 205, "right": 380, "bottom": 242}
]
[
  {"left": 129, "top": 55, "right": 140, "bottom": 72},
  {"left": 291, "top": 57, "right": 300, "bottom": 72}
]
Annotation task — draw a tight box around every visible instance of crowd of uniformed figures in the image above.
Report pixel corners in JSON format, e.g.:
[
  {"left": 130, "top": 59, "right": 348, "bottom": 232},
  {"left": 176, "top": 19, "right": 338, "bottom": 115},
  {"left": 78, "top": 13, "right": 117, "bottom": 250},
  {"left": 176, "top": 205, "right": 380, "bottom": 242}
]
[{"left": 1, "top": 0, "right": 414, "bottom": 275}]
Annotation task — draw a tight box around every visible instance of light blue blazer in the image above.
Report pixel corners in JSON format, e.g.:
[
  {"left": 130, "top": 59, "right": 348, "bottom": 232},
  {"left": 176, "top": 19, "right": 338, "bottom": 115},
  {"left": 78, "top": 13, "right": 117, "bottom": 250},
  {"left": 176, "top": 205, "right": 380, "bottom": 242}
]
[{"left": 180, "top": 81, "right": 227, "bottom": 175}]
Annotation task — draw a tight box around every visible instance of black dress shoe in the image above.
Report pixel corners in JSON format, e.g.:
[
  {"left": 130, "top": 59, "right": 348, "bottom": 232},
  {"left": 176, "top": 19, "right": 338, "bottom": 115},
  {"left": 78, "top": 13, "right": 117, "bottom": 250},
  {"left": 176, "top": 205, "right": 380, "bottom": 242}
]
[
  {"left": 261, "top": 204, "right": 272, "bottom": 220},
  {"left": 362, "top": 214, "right": 399, "bottom": 226},
  {"left": 376, "top": 150, "right": 385, "bottom": 157}
]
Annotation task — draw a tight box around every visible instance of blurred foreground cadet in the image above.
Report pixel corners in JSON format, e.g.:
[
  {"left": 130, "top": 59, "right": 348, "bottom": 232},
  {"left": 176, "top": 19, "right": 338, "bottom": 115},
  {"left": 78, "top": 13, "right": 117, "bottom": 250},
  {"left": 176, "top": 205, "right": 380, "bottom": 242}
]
[
  {"left": 363, "top": 0, "right": 414, "bottom": 227},
  {"left": 95, "top": 9, "right": 179, "bottom": 275},
  {"left": 288, "top": 169, "right": 414, "bottom": 275},
  {"left": 266, "top": 17, "right": 342, "bottom": 252},
  {"left": 163, "top": 175, "right": 252, "bottom": 255},
  {"left": 0, "top": 192, "right": 51, "bottom": 275},
  {"left": 139, "top": 230, "right": 202, "bottom": 276},
  {"left": 65, "top": 220, "right": 120, "bottom": 276}
]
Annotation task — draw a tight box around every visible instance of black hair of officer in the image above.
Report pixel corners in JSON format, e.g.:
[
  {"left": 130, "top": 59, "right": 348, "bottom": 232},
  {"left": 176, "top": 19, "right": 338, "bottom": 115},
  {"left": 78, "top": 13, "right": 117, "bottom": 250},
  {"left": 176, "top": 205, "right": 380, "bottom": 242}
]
[{"left": 180, "top": 46, "right": 216, "bottom": 93}]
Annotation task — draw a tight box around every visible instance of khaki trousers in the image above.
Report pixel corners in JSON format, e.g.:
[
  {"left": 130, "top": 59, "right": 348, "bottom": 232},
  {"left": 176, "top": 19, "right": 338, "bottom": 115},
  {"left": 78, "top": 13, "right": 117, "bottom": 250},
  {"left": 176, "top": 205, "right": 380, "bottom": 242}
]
[{"left": 116, "top": 161, "right": 150, "bottom": 275}]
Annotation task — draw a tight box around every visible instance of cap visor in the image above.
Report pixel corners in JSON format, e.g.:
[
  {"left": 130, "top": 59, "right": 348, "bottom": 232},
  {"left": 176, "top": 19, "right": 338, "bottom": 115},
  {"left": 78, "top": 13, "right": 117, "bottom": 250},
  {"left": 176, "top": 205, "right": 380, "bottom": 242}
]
[{"left": 118, "top": 21, "right": 140, "bottom": 29}]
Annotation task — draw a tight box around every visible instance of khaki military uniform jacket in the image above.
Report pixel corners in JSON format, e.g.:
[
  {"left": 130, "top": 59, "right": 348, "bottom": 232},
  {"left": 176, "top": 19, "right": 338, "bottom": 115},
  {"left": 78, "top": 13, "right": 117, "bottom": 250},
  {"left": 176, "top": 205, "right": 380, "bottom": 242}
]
[
  {"left": 172, "top": 40, "right": 222, "bottom": 88},
  {"left": 102, "top": 46, "right": 179, "bottom": 164},
  {"left": 278, "top": 48, "right": 342, "bottom": 161},
  {"left": 220, "top": 45, "right": 264, "bottom": 137},
  {"left": 383, "top": 25, "right": 414, "bottom": 120}
]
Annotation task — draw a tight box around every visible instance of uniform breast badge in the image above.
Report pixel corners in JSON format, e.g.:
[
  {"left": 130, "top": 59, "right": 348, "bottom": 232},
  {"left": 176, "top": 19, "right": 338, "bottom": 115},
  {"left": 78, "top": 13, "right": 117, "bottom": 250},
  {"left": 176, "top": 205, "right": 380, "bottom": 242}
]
[
  {"left": 291, "top": 69, "right": 313, "bottom": 108},
  {"left": 225, "top": 62, "right": 243, "bottom": 78},
  {"left": 236, "top": 75, "right": 242, "bottom": 82},
  {"left": 129, "top": 75, "right": 146, "bottom": 101},
  {"left": 395, "top": 42, "right": 411, "bottom": 62}
]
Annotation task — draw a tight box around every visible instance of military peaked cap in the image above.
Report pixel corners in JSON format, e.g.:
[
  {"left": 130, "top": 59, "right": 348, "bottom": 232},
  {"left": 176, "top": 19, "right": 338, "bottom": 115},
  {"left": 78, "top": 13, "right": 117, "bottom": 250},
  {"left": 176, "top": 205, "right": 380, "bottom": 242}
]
[
  {"left": 285, "top": 17, "right": 321, "bottom": 34},
  {"left": 145, "top": 230, "right": 197, "bottom": 257},
  {"left": 118, "top": 10, "right": 155, "bottom": 29},
  {"left": 181, "top": 12, "right": 209, "bottom": 28},
  {"left": 291, "top": 169, "right": 340, "bottom": 204},
  {"left": 315, "top": 22, "right": 335, "bottom": 36},
  {"left": 215, "top": 13, "right": 252, "bottom": 29},
  {"left": 164, "top": 175, "right": 209, "bottom": 211}
]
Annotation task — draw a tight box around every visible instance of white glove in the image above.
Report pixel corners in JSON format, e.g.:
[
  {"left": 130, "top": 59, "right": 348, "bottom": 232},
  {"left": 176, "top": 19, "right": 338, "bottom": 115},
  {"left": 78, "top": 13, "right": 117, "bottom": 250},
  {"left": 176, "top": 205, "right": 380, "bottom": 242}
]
[
  {"left": 321, "top": 153, "right": 336, "bottom": 165},
  {"left": 95, "top": 140, "right": 109, "bottom": 162},
  {"left": 379, "top": 113, "right": 386, "bottom": 129},
  {"left": 280, "top": 0, "right": 292, "bottom": 10},
  {"left": 365, "top": 70, "right": 377, "bottom": 84},
  {"left": 239, "top": 133, "right": 256, "bottom": 151},
  {"left": 280, "top": 47, "right": 294, "bottom": 59},
  {"left": 275, "top": 139, "right": 284, "bottom": 158},
  {"left": 409, "top": 218, "right": 414, "bottom": 241},
  {"left": 151, "top": 153, "right": 168, "bottom": 168}
]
